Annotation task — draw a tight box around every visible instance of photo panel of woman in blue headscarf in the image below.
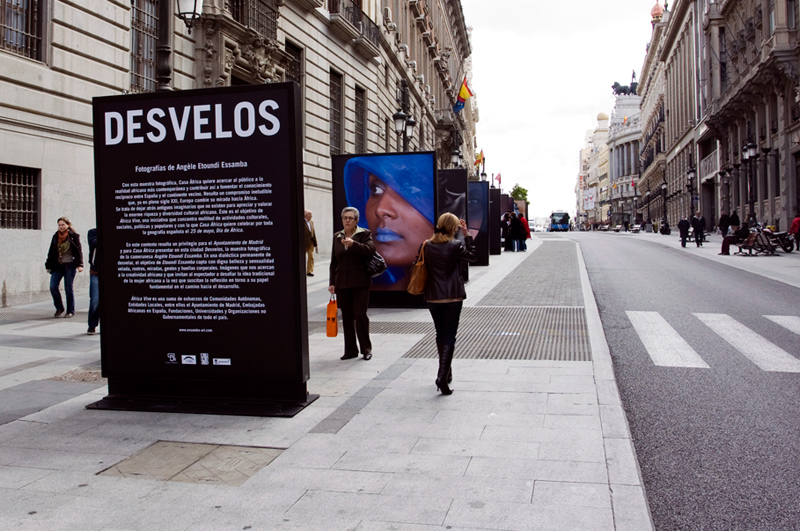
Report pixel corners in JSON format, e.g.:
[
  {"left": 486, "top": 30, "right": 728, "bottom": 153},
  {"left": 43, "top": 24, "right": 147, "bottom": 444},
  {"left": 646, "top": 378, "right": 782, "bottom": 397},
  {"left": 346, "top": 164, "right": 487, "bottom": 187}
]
[{"left": 343, "top": 152, "right": 436, "bottom": 291}]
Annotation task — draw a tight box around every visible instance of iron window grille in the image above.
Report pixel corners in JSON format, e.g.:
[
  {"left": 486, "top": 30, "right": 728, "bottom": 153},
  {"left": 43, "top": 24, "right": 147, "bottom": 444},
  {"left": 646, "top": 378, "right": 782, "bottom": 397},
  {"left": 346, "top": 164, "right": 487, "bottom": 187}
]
[
  {"left": 1, "top": 0, "right": 43, "bottom": 60},
  {"left": 0, "top": 163, "right": 39, "bottom": 230},
  {"left": 130, "top": 0, "right": 158, "bottom": 93},
  {"left": 329, "top": 71, "right": 343, "bottom": 155},
  {"left": 284, "top": 41, "right": 302, "bottom": 85},
  {"left": 354, "top": 87, "right": 365, "bottom": 153}
]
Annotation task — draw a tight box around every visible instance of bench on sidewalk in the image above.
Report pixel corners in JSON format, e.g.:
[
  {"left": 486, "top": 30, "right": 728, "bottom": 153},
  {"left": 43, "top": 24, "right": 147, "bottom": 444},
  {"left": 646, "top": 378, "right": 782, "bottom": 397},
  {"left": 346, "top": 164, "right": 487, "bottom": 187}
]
[{"left": 734, "top": 232, "right": 776, "bottom": 255}]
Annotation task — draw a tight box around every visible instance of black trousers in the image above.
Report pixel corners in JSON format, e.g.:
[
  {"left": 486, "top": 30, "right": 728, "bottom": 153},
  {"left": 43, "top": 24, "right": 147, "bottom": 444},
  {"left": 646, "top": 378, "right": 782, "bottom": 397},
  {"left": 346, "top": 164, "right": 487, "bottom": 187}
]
[
  {"left": 338, "top": 286, "right": 371, "bottom": 355},
  {"left": 428, "top": 301, "right": 463, "bottom": 348}
]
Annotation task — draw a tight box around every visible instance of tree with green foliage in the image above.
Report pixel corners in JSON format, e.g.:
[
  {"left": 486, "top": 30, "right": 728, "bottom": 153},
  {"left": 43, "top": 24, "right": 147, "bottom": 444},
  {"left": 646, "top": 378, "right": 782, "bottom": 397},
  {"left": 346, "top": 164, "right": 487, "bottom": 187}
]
[{"left": 509, "top": 184, "right": 528, "bottom": 202}]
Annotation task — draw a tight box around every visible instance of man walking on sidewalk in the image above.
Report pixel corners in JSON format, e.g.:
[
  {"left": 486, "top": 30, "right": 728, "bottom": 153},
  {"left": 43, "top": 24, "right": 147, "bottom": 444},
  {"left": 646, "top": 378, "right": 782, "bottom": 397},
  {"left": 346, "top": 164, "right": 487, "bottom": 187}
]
[
  {"left": 691, "top": 211, "right": 706, "bottom": 247},
  {"left": 678, "top": 217, "right": 691, "bottom": 247},
  {"left": 304, "top": 210, "right": 318, "bottom": 276}
]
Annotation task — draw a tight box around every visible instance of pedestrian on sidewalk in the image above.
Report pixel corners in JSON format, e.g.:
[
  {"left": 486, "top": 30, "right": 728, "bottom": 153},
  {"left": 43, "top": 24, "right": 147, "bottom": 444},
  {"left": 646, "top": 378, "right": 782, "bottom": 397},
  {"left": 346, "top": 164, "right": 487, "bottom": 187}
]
[
  {"left": 502, "top": 212, "right": 513, "bottom": 251},
  {"left": 518, "top": 212, "right": 532, "bottom": 251},
  {"left": 329, "top": 207, "right": 375, "bottom": 361},
  {"left": 790, "top": 212, "right": 800, "bottom": 251},
  {"left": 678, "top": 217, "right": 691, "bottom": 247},
  {"left": 730, "top": 210, "right": 741, "bottom": 232},
  {"left": 303, "top": 210, "right": 318, "bottom": 276},
  {"left": 87, "top": 228, "right": 100, "bottom": 334},
  {"left": 719, "top": 225, "right": 750, "bottom": 255},
  {"left": 420, "top": 213, "right": 476, "bottom": 395},
  {"left": 509, "top": 212, "right": 524, "bottom": 252},
  {"left": 718, "top": 211, "right": 731, "bottom": 238},
  {"left": 691, "top": 211, "right": 706, "bottom": 247},
  {"left": 45, "top": 217, "right": 83, "bottom": 318}
]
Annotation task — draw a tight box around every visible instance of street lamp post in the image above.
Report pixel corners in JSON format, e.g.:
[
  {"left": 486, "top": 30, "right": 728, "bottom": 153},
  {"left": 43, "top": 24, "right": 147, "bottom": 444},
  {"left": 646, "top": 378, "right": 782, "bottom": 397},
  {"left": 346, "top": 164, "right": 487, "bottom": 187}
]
[
  {"left": 646, "top": 189, "right": 651, "bottom": 223},
  {"left": 450, "top": 130, "right": 462, "bottom": 168},
  {"left": 626, "top": 199, "right": 632, "bottom": 228},
  {"left": 719, "top": 167, "right": 729, "bottom": 215},
  {"left": 686, "top": 164, "right": 696, "bottom": 219},
  {"left": 743, "top": 142, "right": 758, "bottom": 225},
  {"left": 733, "top": 161, "right": 741, "bottom": 220},
  {"left": 393, "top": 80, "right": 416, "bottom": 152},
  {"left": 451, "top": 148, "right": 461, "bottom": 168},
  {"left": 661, "top": 180, "right": 668, "bottom": 233}
]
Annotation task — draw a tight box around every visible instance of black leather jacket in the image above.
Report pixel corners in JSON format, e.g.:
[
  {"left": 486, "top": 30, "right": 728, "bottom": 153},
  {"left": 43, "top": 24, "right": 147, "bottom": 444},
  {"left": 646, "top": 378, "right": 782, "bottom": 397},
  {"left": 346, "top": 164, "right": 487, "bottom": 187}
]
[
  {"left": 45, "top": 230, "right": 83, "bottom": 270},
  {"left": 422, "top": 236, "right": 476, "bottom": 301}
]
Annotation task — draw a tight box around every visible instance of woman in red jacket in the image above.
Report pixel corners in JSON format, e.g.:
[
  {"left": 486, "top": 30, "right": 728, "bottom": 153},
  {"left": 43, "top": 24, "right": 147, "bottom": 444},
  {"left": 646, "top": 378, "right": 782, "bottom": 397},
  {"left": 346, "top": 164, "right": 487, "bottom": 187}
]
[{"left": 790, "top": 213, "right": 800, "bottom": 251}]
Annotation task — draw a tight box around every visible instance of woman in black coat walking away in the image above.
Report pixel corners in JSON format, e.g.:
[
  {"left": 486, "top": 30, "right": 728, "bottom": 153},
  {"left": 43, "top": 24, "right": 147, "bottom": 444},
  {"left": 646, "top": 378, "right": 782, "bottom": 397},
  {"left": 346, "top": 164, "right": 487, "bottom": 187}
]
[
  {"left": 45, "top": 217, "right": 84, "bottom": 318},
  {"left": 421, "top": 213, "right": 477, "bottom": 394}
]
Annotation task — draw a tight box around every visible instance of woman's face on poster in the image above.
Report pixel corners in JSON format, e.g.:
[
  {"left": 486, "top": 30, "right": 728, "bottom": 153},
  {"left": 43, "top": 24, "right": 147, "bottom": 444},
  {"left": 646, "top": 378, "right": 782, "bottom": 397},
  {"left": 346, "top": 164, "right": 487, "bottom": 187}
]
[
  {"left": 366, "top": 174, "right": 433, "bottom": 267},
  {"left": 467, "top": 196, "right": 484, "bottom": 240}
]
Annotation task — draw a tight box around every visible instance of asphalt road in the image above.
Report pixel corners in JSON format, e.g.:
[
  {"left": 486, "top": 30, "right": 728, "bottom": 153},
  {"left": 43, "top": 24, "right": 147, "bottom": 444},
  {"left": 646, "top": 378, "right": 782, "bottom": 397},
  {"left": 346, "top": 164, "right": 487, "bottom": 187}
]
[{"left": 573, "top": 232, "right": 800, "bottom": 531}]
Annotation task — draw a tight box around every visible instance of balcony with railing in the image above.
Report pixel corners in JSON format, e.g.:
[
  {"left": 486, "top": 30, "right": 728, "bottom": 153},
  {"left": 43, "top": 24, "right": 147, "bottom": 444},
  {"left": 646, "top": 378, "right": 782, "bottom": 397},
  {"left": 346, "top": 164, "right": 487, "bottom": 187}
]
[
  {"left": 354, "top": 12, "right": 381, "bottom": 58},
  {"left": 699, "top": 150, "right": 718, "bottom": 181},
  {"left": 295, "top": 0, "right": 323, "bottom": 10},
  {"left": 329, "top": 0, "right": 362, "bottom": 41},
  {"left": 230, "top": 0, "right": 278, "bottom": 41}
]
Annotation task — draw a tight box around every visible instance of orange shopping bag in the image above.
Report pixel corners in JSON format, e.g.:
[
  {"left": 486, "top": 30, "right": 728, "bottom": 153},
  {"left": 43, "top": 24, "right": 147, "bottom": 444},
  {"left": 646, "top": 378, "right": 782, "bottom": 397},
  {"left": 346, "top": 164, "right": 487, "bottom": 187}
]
[{"left": 326, "top": 295, "right": 338, "bottom": 337}]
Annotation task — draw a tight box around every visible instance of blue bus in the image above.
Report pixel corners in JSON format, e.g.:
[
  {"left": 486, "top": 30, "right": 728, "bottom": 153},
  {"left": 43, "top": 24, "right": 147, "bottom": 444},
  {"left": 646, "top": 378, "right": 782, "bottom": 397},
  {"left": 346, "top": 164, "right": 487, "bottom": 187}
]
[{"left": 549, "top": 211, "right": 570, "bottom": 231}]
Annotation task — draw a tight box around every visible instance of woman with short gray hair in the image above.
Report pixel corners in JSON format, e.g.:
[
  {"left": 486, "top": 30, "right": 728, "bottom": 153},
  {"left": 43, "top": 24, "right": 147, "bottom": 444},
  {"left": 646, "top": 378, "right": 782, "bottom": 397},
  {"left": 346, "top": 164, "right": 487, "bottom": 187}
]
[{"left": 328, "top": 207, "right": 376, "bottom": 360}]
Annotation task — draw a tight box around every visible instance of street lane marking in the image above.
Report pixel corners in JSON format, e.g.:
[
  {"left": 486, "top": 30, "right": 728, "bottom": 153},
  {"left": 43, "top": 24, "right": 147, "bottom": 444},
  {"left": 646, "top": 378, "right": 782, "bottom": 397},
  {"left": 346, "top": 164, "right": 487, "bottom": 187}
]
[
  {"left": 694, "top": 313, "right": 800, "bottom": 373},
  {"left": 764, "top": 315, "right": 800, "bottom": 336},
  {"left": 626, "top": 311, "right": 710, "bottom": 368}
]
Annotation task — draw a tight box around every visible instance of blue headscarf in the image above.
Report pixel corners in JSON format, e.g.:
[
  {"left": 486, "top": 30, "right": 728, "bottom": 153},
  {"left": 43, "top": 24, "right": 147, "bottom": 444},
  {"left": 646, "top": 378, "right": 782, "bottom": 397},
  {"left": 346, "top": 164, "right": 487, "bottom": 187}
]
[
  {"left": 344, "top": 153, "right": 435, "bottom": 229},
  {"left": 343, "top": 153, "right": 435, "bottom": 285}
]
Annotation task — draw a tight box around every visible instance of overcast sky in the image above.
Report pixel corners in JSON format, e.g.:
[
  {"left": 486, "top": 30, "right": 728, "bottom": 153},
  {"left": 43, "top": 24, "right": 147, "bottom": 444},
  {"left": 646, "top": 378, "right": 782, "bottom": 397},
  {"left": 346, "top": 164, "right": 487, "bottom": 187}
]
[{"left": 460, "top": 0, "right": 658, "bottom": 219}]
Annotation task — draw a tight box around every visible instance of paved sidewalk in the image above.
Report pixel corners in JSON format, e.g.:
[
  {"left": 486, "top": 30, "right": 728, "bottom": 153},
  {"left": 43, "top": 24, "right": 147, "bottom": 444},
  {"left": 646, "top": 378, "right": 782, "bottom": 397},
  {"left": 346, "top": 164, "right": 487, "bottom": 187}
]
[
  {"left": 0, "top": 238, "right": 652, "bottom": 530},
  {"left": 609, "top": 229, "right": 800, "bottom": 289}
]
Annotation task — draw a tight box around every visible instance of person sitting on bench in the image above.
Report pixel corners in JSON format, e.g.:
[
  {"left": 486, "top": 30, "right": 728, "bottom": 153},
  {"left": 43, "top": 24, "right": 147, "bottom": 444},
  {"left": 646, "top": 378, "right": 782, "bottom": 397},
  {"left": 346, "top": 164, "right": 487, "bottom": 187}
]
[{"left": 719, "top": 225, "right": 750, "bottom": 255}]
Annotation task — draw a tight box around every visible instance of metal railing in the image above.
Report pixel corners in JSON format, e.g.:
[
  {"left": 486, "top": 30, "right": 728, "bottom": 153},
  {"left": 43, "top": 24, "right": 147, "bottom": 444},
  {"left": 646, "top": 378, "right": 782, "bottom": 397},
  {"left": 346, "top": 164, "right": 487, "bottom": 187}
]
[
  {"left": 230, "top": 0, "right": 278, "bottom": 41},
  {"left": 359, "top": 12, "right": 380, "bottom": 49},
  {"left": 329, "top": 0, "right": 361, "bottom": 28},
  {"left": 700, "top": 150, "right": 718, "bottom": 180}
]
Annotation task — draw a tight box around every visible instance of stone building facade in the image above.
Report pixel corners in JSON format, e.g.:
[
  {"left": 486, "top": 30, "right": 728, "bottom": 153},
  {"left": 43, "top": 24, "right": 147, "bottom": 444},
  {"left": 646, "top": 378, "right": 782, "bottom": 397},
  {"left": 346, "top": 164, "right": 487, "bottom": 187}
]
[
  {"left": 580, "top": 113, "right": 609, "bottom": 227},
  {"left": 660, "top": 0, "right": 700, "bottom": 225},
  {"left": 607, "top": 93, "right": 642, "bottom": 227},
  {"left": 700, "top": 0, "right": 800, "bottom": 230},
  {"left": 638, "top": 2, "right": 669, "bottom": 226},
  {"left": 0, "top": 0, "right": 478, "bottom": 306},
  {"left": 633, "top": 0, "right": 800, "bottom": 231}
]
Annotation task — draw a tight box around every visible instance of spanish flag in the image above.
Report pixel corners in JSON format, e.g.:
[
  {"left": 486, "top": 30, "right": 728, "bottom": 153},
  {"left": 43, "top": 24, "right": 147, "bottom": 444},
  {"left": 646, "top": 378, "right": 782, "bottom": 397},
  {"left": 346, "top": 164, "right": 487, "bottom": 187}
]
[
  {"left": 453, "top": 76, "right": 473, "bottom": 113},
  {"left": 474, "top": 150, "right": 484, "bottom": 167}
]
